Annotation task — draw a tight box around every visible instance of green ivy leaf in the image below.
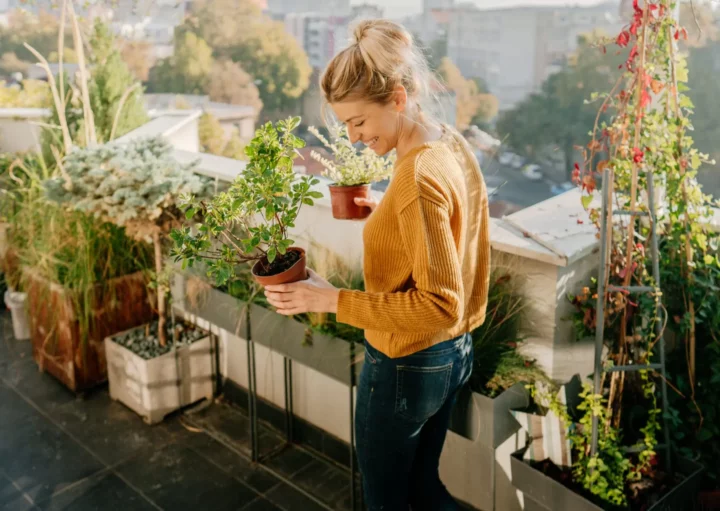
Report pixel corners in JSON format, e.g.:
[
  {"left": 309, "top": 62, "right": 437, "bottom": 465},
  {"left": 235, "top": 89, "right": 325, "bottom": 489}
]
[
  {"left": 267, "top": 246, "right": 277, "bottom": 263},
  {"left": 581, "top": 194, "right": 593, "bottom": 210}
]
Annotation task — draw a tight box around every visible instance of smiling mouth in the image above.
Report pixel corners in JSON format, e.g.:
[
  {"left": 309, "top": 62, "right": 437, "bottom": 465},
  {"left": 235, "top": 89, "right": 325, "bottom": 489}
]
[{"left": 366, "top": 137, "right": 379, "bottom": 149}]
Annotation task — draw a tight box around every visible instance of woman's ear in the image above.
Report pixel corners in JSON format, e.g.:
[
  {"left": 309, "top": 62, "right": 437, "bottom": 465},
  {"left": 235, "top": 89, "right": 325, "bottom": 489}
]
[{"left": 393, "top": 84, "right": 408, "bottom": 113}]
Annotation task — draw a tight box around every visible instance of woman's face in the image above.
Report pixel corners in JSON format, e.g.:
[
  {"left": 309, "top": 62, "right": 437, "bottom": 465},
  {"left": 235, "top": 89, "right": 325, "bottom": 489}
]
[{"left": 330, "top": 90, "right": 406, "bottom": 156}]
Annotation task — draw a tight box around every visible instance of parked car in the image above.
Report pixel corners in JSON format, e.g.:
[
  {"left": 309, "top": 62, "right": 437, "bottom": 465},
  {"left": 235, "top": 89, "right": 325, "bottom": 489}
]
[
  {"left": 521, "top": 164, "right": 543, "bottom": 181},
  {"left": 498, "top": 151, "right": 516, "bottom": 166},
  {"left": 510, "top": 155, "right": 525, "bottom": 169}
]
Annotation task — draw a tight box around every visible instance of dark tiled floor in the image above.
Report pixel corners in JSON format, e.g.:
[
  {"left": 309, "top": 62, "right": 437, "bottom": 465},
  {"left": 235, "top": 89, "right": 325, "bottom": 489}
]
[
  {"left": 0, "top": 311, "right": 476, "bottom": 511},
  {"left": 0, "top": 312, "right": 357, "bottom": 511}
]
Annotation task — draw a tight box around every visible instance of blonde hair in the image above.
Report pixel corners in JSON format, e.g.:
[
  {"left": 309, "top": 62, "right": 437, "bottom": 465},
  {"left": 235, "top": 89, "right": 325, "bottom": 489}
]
[{"left": 320, "top": 19, "right": 443, "bottom": 120}]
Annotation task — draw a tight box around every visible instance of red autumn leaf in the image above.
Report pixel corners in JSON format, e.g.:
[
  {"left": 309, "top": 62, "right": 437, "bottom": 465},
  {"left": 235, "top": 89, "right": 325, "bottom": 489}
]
[
  {"left": 633, "top": 147, "right": 645, "bottom": 163},
  {"left": 681, "top": 28, "right": 688, "bottom": 40},
  {"left": 582, "top": 174, "right": 596, "bottom": 193},
  {"left": 572, "top": 168, "right": 581, "bottom": 184},
  {"left": 633, "top": 0, "right": 641, "bottom": 12},
  {"left": 617, "top": 30, "right": 630, "bottom": 48},
  {"left": 640, "top": 89, "right": 652, "bottom": 108},
  {"left": 577, "top": 218, "right": 585, "bottom": 224},
  {"left": 674, "top": 29, "right": 680, "bottom": 40},
  {"left": 648, "top": 3, "right": 658, "bottom": 11}
]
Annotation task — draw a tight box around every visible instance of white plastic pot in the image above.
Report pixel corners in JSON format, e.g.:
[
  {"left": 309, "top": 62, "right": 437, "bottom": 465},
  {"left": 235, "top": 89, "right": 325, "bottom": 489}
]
[{"left": 4, "top": 290, "right": 30, "bottom": 341}]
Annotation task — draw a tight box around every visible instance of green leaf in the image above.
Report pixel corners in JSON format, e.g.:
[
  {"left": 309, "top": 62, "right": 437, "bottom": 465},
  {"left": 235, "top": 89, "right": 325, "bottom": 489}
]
[
  {"left": 267, "top": 246, "right": 277, "bottom": 263},
  {"left": 679, "top": 95, "right": 695, "bottom": 109},
  {"left": 704, "top": 254, "right": 715, "bottom": 266},
  {"left": 308, "top": 191, "right": 324, "bottom": 199},
  {"left": 303, "top": 198, "right": 314, "bottom": 206},
  {"left": 185, "top": 208, "right": 196, "bottom": 219},
  {"left": 581, "top": 194, "right": 593, "bottom": 210}
]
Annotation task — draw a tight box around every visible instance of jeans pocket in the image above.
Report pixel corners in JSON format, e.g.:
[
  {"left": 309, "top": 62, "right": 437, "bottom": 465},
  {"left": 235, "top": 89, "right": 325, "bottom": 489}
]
[{"left": 395, "top": 363, "right": 453, "bottom": 422}]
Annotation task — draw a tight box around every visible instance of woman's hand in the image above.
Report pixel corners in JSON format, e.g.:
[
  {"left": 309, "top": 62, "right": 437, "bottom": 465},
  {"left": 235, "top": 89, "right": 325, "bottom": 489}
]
[
  {"left": 264, "top": 269, "right": 340, "bottom": 316},
  {"left": 354, "top": 196, "right": 379, "bottom": 212}
]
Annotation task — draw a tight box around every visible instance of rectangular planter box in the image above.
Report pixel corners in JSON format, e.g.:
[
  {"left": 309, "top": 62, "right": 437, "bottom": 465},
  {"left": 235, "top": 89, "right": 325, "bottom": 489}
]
[
  {"left": 441, "top": 383, "right": 530, "bottom": 511},
  {"left": 450, "top": 383, "right": 531, "bottom": 448},
  {"left": 25, "top": 270, "right": 154, "bottom": 392},
  {"left": 511, "top": 447, "right": 704, "bottom": 511},
  {"left": 176, "top": 274, "right": 363, "bottom": 386},
  {"left": 105, "top": 326, "right": 214, "bottom": 425}
]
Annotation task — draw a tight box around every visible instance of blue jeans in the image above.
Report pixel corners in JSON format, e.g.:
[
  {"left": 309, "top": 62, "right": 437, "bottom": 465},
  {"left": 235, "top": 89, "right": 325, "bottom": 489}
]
[{"left": 355, "top": 333, "right": 473, "bottom": 510}]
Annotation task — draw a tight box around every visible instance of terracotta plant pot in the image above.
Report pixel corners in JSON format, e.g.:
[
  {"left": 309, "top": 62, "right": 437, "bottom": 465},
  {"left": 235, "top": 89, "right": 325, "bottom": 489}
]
[
  {"left": 252, "top": 247, "right": 308, "bottom": 286},
  {"left": 328, "top": 184, "right": 371, "bottom": 220}
]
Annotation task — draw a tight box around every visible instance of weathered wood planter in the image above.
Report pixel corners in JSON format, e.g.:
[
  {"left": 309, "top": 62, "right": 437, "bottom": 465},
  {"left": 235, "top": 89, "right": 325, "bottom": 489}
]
[
  {"left": 105, "top": 325, "right": 214, "bottom": 425},
  {"left": 441, "top": 383, "right": 530, "bottom": 510},
  {"left": 25, "top": 270, "right": 153, "bottom": 392},
  {"left": 511, "top": 447, "right": 704, "bottom": 511}
]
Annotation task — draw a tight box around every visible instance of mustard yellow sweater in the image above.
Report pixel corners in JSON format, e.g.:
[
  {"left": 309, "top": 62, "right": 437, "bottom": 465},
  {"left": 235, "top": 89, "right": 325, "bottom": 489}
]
[{"left": 336, "top": 126, "right": 491, "bottom": 358}]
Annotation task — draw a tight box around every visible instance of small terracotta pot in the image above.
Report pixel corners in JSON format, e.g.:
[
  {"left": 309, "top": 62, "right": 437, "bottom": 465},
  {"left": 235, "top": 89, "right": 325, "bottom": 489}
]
[
  {"left": 251, "top": 247, "right": 307, "bottom": 286},
  {"left": 328, "top": 184, "right": 371, "bottom": 220}
]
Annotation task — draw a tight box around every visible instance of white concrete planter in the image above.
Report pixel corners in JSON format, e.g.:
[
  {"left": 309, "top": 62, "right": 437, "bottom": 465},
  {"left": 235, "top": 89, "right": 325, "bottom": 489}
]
[
  {"left": 105, "top": 326, "right": 214, "bottom": 425},
  {"left": 441, "top": 384, "right": 530, "bottom": 511}
]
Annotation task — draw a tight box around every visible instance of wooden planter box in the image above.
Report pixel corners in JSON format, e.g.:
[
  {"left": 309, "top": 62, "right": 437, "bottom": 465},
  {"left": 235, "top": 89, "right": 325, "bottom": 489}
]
[
  {"left": 105, "top": 325, "right": 214, "bottom": 425},
  {"left": 440, "top": 384, "right": 530, "bottom": 511},
  {"left": 25, "top": 270, "right": 154, "bottom": 392},
  {"left": 511, "top": 447, "right": 704, "bottom": 511}
]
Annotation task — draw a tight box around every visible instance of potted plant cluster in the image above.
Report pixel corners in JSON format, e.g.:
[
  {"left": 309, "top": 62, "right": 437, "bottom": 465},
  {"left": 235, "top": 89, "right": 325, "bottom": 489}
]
[
  {"left": 307, "top": 124, "right": 394, "bottom": 220},
  {"left": 44, "top": 136, "right": 217, "bottom": 423},
  {"left": 512, "top": 1, "right": 706, "bottom": 509},
  {"left": 172, "top": 116, "right": 323, "bottom": 287}
]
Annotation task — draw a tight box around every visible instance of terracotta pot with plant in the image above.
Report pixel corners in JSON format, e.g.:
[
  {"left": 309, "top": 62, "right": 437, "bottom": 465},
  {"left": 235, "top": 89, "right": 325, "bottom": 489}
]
[
  {"left": 308, "top": 124, "right": 394, "bottom": 220},
  {"left": 172, "top": 116, "right": 323, "bottom": 287}
]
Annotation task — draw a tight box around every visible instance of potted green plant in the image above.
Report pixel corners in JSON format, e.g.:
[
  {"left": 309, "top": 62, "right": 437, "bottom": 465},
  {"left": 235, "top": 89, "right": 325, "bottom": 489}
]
[
  {"left": 308, "top": 124, "right": 394, "bottom": 220},
  {"left": 172, "top": 116, "right": 323, "bottom": 287},
  {"left": 44, "top": 136, "right": 216, "bottom": 422}
]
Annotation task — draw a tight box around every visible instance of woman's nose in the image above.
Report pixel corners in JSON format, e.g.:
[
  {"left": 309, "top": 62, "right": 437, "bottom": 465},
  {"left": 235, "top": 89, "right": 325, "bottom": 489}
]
[{"left": 347, "top": 126, "right": 361, "bottom": 144}]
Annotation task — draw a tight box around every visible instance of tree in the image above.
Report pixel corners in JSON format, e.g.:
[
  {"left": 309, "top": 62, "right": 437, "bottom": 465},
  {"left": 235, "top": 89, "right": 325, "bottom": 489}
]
[
  {"left": 0, "top": 52, "right": 30, "bottom": 76},
  {"left": 437, "top": 57, "right": 497, "bottom": 129},
  {"left": 496, "top": 34, "right": 623, "bottom": 177},
  {"left": 147, "top": 32, "right": 213, "bottom": 94},
  {"left": 49, "top": 48, "right": 78, "bottom": 63},
  {"left": 121, "top": 40, "right": 153, "bottom": 82},
  {"left": 207, "top": 59, "right": 263, "bottom": 115},
  {"left": 186, "top": 0, "right": 311, "bottom": 117},
  {"left": 0, "top": 79, "right": 51, "bottom": 107},
  {"left": 0, "top": 10, "right": 69, "bottom": 63},
  {"left": 87, "top": 20, "right": 148, "bottom": 143},
  {"left": 222, "top": 129, "right": 246, "bottom": 160},
  {"left": 186, "top": 0, "right": 262, "bottom": 51},
  {"left": 227, "top": 21, "right": 311, "bottom": 115},
  {"left": 472, "top": 94, "right": 499, "bottom": 127},
  {"left": 199, "top": 112, "right": 226, "bottom": 155}
]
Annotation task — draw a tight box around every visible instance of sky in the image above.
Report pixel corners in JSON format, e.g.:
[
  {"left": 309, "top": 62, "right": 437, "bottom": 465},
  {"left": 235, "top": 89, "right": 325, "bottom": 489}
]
[{"left": 355, "top": 0, "right": 618, "bottom": 19}]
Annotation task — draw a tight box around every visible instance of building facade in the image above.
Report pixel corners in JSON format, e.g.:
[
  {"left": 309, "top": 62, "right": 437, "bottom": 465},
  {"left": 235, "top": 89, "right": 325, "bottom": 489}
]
[{"left": 447, "top": 2, "right": 623, "bottom": 110}]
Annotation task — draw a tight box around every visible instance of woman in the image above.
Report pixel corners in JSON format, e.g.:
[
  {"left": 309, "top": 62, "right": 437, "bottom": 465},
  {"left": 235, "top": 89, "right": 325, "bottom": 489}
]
[{"left": 264, "top": 19, "right": 490, "bottom": 511}]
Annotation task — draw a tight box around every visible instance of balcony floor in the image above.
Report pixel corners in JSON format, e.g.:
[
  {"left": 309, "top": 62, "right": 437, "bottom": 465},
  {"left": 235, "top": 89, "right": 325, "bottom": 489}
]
[{"left": 0, "top": 310, "right": 476, "bottom": 511}]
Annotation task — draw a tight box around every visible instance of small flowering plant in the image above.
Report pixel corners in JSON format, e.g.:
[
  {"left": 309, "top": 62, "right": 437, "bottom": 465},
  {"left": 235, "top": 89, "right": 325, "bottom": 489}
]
[{"left": 308, "top": 124, "right": 395, "bottom": 187}]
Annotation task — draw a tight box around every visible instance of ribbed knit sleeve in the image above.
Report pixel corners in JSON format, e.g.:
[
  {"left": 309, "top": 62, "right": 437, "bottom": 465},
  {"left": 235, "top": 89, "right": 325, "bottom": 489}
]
[{"left": 336, "top": 180, "right": 464, "bottom": 333}]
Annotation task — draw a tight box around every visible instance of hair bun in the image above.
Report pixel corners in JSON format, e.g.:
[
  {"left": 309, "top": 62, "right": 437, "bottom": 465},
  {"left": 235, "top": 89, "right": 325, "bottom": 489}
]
[{"left": 353, "top": 20, "right": 372, "bottom": 45}]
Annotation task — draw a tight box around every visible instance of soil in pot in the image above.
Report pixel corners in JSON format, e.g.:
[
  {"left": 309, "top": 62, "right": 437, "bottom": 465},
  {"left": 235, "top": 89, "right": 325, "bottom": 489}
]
[
  {"left": 329, "top": 184, "right": 371, "bottom": 220},
  {"left": 252, "top": 247, "right": 307, "bottom": 286},
  {"left": 528, "top": 456, "right": 685, "bottom": 511},
  {"left": 111, "top": 319, "right": 207, "bottom": 360}
]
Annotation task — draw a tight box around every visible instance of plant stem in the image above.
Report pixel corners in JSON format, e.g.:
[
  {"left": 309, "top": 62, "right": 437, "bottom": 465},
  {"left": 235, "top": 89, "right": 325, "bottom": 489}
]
[{"left": 153, "top": 231, "right": 166, "bottom": 347}]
